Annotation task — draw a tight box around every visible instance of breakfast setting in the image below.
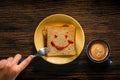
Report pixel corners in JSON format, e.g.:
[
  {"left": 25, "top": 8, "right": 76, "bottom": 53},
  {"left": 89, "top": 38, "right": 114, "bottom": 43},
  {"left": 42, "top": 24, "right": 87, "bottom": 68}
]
[
  {"left": 34, "top": 14, "right": 112, "bottom": 65},
  {"left": 0, "top": 0, "right": 119, "bottom": 80}
]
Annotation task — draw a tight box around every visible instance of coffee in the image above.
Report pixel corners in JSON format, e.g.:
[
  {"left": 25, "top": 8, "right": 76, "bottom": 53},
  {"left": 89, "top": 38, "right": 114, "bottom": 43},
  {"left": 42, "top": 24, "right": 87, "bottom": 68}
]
[{"left": 89, "top": 41, "right": 108, "bottom": 61}]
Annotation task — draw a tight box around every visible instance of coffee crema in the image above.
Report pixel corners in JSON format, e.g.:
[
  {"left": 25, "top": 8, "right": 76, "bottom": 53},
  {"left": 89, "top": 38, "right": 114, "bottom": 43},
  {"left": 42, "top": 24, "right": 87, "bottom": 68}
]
[{"left": 89, "top": 41, "right": 108, "bottom": 61}]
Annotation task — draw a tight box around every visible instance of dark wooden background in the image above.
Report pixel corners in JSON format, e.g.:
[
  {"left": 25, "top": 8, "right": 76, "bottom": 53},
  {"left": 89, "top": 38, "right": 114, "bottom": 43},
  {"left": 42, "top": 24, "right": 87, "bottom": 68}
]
[{"left": 0, "top": 0, "right": 120, "bottom": 80}]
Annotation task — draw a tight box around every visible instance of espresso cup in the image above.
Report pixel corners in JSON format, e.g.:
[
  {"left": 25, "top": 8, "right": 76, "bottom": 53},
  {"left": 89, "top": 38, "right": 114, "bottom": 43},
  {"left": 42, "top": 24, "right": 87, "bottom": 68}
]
[{"left": 86, "top": 38, "right": 112, "bottom": 64}]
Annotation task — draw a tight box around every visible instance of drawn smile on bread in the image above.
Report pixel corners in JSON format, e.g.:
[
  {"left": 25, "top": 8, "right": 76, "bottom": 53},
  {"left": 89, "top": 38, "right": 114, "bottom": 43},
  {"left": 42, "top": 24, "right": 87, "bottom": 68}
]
[{"left": 51, "top": 34, "right": 73, "bottom": 50}]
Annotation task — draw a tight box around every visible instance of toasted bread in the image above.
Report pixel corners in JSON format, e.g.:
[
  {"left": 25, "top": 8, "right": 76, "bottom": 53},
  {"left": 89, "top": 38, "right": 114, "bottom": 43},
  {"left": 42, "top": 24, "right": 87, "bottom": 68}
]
[{"left": 44, "top": 24, "right": 76, "bottom": 56}]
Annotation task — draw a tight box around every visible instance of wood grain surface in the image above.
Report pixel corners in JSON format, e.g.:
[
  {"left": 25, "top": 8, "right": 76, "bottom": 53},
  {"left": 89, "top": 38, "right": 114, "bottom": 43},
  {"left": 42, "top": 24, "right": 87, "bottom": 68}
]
[{"left": 0, "top": 0, "right": 120, "bottom": 80}]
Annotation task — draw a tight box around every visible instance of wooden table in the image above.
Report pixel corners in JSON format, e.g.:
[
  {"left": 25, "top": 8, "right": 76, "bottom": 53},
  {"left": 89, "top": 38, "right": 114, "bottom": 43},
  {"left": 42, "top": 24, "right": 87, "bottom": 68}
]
[{"left": 0, "top": 0, "right": 120, "bottom": 80}]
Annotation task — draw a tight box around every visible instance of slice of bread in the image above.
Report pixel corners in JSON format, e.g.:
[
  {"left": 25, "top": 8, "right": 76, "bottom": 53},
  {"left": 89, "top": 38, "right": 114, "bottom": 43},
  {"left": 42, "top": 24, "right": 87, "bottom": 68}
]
[{"left": 44, "top": 24, "right": 76, "bottom": 57}]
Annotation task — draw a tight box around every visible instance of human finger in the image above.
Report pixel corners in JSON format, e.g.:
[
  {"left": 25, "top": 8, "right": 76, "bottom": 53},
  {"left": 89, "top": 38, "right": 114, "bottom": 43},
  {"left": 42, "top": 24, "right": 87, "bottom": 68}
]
[
  {"left": 7, "top": 57, "right": 14, "bottom": 63},
  {"left": 13, "top": 54, "right": 22, "bottom": 64},
  {"left": 18, "top": 55, "right": 33, "bottom": 72},
  {"left": 0, "top": 59, "right": 8, "bottom": 69}
]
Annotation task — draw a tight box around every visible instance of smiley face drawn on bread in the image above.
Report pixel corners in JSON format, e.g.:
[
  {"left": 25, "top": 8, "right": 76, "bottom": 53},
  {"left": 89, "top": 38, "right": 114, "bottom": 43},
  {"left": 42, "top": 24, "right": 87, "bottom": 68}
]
[
  {"left": 51, "top": 32, "right": 74, "bottom": 50},
  {"left": 43, "top": 24, "right": 76, "bottom": 57}
]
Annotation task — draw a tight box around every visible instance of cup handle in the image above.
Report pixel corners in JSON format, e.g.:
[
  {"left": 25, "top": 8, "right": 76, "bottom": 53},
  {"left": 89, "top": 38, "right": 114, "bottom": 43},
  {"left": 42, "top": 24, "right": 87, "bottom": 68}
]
[{"left": 108, "top": 59, "right": 112, "bottom": 65}]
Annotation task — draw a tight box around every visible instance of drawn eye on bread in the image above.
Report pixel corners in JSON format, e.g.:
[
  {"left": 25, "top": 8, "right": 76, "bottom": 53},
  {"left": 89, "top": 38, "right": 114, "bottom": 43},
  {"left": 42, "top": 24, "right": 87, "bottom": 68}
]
[
  {"left": 54, "top": 33, "right": 68, "bottom": 38},
  {"left": 43, "top": 24, "right": 76, "bottom": 57}
]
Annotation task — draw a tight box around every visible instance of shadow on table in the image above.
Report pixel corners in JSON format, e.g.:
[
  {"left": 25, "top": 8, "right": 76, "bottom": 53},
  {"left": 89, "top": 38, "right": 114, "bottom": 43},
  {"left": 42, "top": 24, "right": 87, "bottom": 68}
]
[{"left": 85, "top": 52, "right": 112, "bottom": 71}]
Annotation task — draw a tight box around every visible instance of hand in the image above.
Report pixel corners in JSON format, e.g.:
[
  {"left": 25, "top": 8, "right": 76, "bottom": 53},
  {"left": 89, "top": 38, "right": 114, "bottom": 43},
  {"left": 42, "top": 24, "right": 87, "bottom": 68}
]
[{"left": 0, "top": 54, "right": 33, "bottom": 80}]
